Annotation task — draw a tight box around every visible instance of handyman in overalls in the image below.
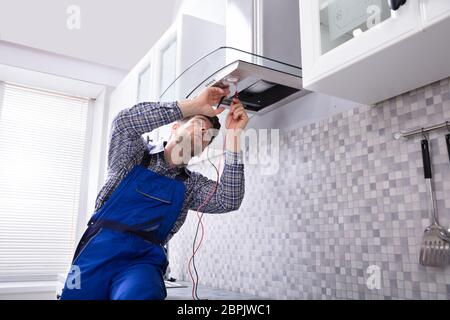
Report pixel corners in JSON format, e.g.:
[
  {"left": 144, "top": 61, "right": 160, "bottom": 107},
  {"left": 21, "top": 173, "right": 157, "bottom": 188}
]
[{"left": 60, "top": 86, "right": 248, "bottom": 300}]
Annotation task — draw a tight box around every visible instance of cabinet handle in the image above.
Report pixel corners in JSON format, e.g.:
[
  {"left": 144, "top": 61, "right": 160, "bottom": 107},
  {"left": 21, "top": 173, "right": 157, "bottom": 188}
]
[
  {"left": 446, "top": 134, "right": 450, "bottom": 163},
  {"left": 388, "top": 0, "right": 407, "bottom": 11},
  {"left": 421, "top": 139, "right": 432, "bottom": 179}
]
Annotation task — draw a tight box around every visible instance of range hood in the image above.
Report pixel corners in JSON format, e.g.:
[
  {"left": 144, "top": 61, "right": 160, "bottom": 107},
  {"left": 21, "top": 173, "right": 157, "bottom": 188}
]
[{"left": 160, "top": 47, "right": 309, "bottom": 115}]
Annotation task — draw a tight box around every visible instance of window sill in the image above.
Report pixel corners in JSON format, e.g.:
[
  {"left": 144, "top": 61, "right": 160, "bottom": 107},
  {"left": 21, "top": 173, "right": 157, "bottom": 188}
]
[{"left": 0, "top": 281, "right": 58, "bottom": 295}]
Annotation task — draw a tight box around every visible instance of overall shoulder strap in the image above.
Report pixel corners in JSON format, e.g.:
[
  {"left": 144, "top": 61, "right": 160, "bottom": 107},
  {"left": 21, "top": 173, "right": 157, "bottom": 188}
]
[
  {"left": 175, "top": 170, "right": 190, "bottom": 182},
  {"left": 140, "top": 149, "right": 151, "bottom": 167}
]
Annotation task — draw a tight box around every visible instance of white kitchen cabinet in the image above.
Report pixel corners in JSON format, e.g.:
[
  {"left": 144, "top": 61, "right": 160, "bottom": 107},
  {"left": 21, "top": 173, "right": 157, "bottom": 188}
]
[
  {"left": 300, "top": 0, "right": 421, "bottom": 82},
  {"left": 108, "top": 14, "right": 225, "bottom": 142},
  {"left": 152, "top": 15, "right": 225, "bottom": 142},
  {"left": 420, "top": 0, "right": 450, "bottom": 28},
  {"left": 299, "top": 0, "right": 450, "bottom": 105}
]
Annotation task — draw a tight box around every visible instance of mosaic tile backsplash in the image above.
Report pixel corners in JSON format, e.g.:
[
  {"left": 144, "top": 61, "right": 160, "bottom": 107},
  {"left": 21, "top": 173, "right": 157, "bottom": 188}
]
[{"left": 169, "top": 77, "right": 450, "bottom": 299}]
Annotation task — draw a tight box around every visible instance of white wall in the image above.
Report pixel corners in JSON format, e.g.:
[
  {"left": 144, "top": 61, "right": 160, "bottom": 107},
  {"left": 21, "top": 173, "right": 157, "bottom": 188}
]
[
  {"left": 0, "top": 282, "right": 57, "bottom": 300},
  {"left": 226, "top": 0, "right": 254, "bottom": 52},
  {"left": 81, "top": 87, "right": 113, "bottom": 238},
  {"left": 172, "top": 0, "right": 227, "bottom": 25},
  {"left": 0, "top": 0, "right": 177, "bottom": 71},
  {"left": 0, "top": 40, "right": 125, "bottom": 89}
]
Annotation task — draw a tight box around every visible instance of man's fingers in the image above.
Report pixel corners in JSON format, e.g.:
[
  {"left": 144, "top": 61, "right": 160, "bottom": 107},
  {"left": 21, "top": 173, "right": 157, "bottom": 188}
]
[
  {"left": 233, "top": 105, "right": 244, "bottom": 114},
  {"left": 214, "top": 106, "right": 225, "bottom": 115},
  {"left": 211, "top": 89, "right": 229, "bottom": 104},
  {"left": 229, "top": 100, "right": 245, "bottom": 118},
  {"left": 233, "top": 108, "right": 245, "bottom": 120},
  {"left": 214, "top": 90, "right": 224, "bottom": 98},
  {"left": 211, "top": 86, "right": 229, "bottom": 97},
  {"left": 213, "top": 87, "right": 224, "bottom": 94},
  {"left": 231, "top": 98, "right": 243, "bottom": 107},
  {"left": 223, "top": 87, "right": 230, "bottom": 95}
]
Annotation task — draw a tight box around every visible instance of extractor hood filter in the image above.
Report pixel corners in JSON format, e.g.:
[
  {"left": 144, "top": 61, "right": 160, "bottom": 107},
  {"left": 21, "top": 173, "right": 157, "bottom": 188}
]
[{"left": 160, "top": 47, "right": 310, "bottom": 115}]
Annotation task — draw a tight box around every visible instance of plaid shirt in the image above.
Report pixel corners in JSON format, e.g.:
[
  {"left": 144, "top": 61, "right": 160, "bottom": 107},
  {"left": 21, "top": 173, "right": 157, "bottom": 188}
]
[{"left": 94, "top": 102, "right": 245, "bottom": 245}]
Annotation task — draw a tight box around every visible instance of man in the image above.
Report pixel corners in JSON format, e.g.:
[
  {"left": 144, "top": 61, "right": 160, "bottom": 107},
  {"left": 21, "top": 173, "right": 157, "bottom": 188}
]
[{"left": 60, "top": 86, "right": 249, "bottom": 300}]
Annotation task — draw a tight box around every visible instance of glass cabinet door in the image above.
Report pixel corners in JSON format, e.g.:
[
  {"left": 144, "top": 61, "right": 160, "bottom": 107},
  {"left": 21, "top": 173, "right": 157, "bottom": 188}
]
[
  {"left": 137, "top": 64, "right": 151, "bottom": 103},
  {"left": 319, "top": 0, "right": 392, "bottom": 54},
  {"left": 159, "top": 38, "right": 177, "bottom": 100},
  {"left": 300, "top": 0, "right": 420, "bottom": 83},
  {"left": 420, "top": 0, "right": 450, "bottom": 27}
]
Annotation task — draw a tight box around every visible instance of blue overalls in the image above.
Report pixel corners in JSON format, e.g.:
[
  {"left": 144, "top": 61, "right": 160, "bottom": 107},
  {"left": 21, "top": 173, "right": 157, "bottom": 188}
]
[{"left": 60, "top": 149, "right": 186, "bottom": 300}]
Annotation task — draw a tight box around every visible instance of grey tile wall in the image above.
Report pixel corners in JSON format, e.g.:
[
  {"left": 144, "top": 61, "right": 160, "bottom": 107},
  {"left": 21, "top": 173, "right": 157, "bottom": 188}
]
[{"left": 169, "top": 77, "right": 450, "bottom": 299}]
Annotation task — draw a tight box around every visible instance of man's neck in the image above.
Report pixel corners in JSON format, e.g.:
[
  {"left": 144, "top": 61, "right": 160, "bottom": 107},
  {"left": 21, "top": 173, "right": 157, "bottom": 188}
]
[{"left": 164, "top": 140, "right": 186, "bottom": 168}]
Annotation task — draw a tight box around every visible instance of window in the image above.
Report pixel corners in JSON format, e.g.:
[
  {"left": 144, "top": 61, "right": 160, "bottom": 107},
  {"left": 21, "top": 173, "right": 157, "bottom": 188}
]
[{"left": 0, "top": 82, "right": 90, "bottom": 281}]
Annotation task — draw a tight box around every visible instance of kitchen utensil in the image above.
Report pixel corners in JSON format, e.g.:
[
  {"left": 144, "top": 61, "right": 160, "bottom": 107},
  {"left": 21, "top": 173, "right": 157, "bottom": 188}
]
[{"left": 419, "top": 138, "right": 450, "bottom": 267}]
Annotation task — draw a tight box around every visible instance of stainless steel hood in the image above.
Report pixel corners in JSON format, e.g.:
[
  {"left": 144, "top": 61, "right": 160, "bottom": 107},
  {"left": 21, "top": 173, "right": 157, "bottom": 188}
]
[{"left": 160, "top": 47, "right": 309, "bottom": 115}]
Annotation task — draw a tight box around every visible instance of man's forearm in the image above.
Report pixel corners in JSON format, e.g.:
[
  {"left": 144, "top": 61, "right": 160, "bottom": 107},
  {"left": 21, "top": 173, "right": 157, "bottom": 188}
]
[
  {"left": 177, "top": 99, "right": 200, "bottom": 118},
  {"left": 113, "top": 102, "right": 183, "bottom": 138}
]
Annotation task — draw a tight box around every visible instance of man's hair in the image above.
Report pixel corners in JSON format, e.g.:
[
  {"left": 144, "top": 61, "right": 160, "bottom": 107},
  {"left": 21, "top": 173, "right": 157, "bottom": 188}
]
[{"left": 177, "top": 115, "right": 221, "bottom": 144}]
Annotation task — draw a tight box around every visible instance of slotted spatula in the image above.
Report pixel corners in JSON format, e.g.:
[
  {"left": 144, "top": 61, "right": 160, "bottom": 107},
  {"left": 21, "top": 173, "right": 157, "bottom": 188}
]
[{"left": 419, "top": 138, "right": 450, "bottom": 267}]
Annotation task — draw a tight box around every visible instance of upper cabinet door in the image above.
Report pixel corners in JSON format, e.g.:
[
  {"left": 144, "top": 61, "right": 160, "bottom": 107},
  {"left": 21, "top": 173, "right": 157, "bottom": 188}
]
[
  {"left": 137, "top": 63, "right": 152, "bottom": 103},
  {"left": 419, "top": 0, "right": 450, "bottom": 27},
  {"left": 157, "top": 33, "right": 178, "bottom": 100},
  {"left": 300, "top": 0, "right": 421, "bottom": 86}
]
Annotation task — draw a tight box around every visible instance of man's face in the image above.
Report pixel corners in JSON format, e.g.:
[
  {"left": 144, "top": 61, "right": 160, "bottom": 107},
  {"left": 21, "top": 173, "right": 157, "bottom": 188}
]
[{"left": 175, "top": 115, "right": 215, "bottom": 158}]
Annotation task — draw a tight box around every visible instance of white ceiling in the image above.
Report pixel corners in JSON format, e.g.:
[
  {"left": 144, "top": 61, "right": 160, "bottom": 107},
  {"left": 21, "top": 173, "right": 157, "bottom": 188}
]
[{"left": 0, "top": 0, "right": 177, "bottom": 71}]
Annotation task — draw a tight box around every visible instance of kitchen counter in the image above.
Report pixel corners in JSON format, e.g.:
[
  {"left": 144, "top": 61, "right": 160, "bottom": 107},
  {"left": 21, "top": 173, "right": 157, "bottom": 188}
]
[{"left": 165, "top": 281, "right": 263, "bottom": 300}]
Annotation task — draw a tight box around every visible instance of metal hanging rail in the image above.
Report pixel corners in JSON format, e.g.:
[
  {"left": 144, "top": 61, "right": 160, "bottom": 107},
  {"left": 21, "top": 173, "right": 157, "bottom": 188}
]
[{"left": 394, "top": 120, "right": 450, "bottom": 140}]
